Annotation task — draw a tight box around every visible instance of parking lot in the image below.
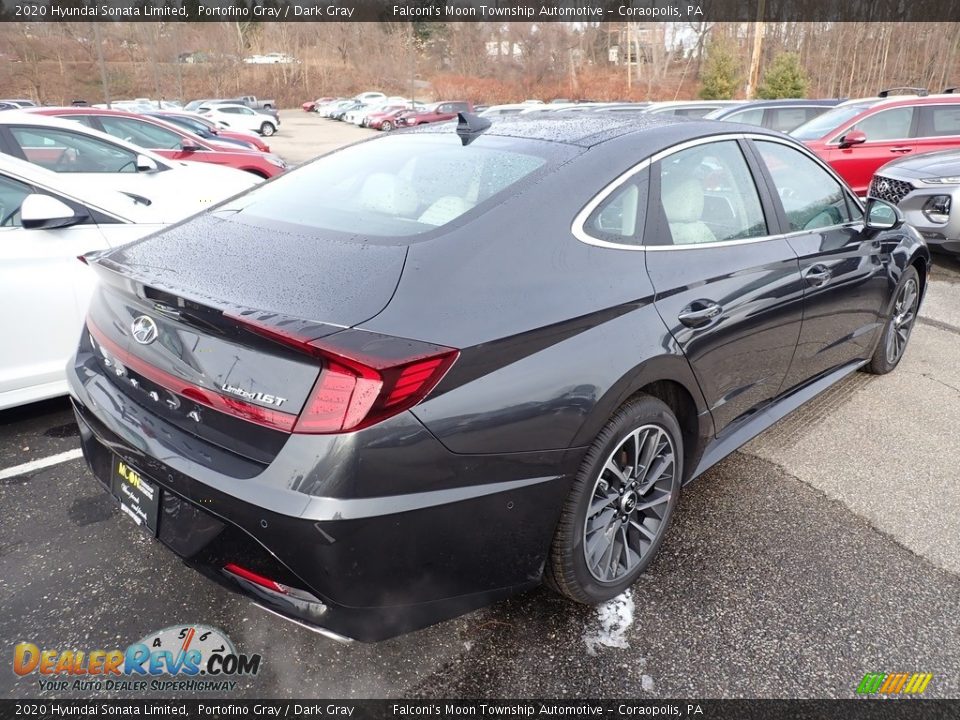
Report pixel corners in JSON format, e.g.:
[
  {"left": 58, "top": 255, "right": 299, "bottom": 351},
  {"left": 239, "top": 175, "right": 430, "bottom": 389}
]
[{"left": 3, "top": 112, "right": 960, "bottom": 700}]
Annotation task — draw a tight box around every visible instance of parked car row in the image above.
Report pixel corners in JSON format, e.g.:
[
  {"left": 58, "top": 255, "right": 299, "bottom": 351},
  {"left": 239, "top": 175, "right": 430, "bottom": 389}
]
[{"left": 309, "top": 92, "right": 474, "bottom": 131}]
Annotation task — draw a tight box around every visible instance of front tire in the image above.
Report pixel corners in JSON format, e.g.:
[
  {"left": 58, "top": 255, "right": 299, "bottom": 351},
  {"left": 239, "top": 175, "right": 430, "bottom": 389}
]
[
  {"left": 865, "top": 265, "right": 920, "bottom": 375},
  {"left": 260, "top": 122, "right": 276, "bottom": 137},
  {"left": 546, "top": 395, "right": 683, "bottom": 604},
  {"left": 381, "top": 121, "right": 393, "bottom": 132}
]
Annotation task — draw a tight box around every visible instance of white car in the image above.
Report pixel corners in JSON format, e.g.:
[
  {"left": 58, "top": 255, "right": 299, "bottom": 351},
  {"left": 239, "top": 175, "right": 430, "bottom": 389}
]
[
  {"left": 198, "top": 104, "right": 279, "bottom": 136},
  {"left": 0, "top": 113, "right": 259, "bottom": 223},
  {"left": 0, "top": 154, "right": 172, "bottom": 410},
  {"left": 243, "top": 52, "right": 296, "bottom": 64},
  {"left": 355, "top": 92, "right": 386, "bottom": 104}
]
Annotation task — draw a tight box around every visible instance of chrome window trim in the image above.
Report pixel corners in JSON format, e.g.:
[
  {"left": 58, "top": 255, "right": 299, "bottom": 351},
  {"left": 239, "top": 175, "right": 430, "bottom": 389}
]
[{"left": 572, "top": 132, "right": 862, "bottom": 252}]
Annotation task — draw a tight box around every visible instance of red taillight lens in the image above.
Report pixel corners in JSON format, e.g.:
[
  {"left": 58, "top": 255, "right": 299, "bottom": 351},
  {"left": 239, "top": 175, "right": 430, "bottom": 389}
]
[
  {"left": 294, "top": 344, "right": 457, "bottom": 434},
  {"left": 228, "top": 313, "right": 458, "bottom": 435}
]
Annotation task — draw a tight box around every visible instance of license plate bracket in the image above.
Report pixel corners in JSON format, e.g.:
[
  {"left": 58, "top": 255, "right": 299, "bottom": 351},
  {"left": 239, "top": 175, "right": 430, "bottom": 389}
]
[{"left": 111, "top": 456, "right": 160, "bottom": 536}]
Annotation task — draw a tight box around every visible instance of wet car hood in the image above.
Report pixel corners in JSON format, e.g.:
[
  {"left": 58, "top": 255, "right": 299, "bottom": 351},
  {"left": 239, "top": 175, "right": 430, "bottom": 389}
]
[{"left": 879, "top": 150, "right": 960, "bottom": 179}]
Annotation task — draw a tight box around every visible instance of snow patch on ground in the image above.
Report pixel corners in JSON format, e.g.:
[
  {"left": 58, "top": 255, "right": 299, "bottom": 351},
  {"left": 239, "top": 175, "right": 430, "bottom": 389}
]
[{"left": 583, "top": 591, "right": 635, "bottom": 656}]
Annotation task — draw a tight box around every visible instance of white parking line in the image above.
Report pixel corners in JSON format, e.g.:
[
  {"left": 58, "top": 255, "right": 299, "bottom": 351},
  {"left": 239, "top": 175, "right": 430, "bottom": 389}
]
[{"left": 0, "top": 448, "right": 84, "bottom": 481}]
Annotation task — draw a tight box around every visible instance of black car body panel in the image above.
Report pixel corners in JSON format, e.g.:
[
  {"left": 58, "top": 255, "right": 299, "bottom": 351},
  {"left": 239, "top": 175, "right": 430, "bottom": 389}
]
[{"left": 67, "top": 115, "right": 930, "bottom": 641}]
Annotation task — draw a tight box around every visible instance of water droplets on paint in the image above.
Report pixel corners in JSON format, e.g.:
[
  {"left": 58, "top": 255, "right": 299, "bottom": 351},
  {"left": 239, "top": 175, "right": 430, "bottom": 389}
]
[{"left": 583, "top": 591, "right": 635, "bottom": 656}]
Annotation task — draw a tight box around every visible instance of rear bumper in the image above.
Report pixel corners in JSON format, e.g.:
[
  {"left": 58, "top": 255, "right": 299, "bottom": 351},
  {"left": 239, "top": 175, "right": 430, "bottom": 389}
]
[{"left": 68, "top": 352, "right": 578, "bottom": 641}]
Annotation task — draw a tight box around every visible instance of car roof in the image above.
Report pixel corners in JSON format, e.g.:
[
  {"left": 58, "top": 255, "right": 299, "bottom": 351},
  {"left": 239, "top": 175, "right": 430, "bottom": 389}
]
[
  {"left": 706, "top": 99, "right": 844, "bottom": 119},
  {"left": 409, "top": 112, "right": 784, "bottom": 148}
]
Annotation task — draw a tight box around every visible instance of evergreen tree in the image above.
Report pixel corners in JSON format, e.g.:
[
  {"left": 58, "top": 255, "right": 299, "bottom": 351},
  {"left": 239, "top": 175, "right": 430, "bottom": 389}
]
[
  {"left": 699, "top": 39, "right": 741, "bottom": 100},
  {"left": 757, "top": 52, "right": 809, "bottom": 99}
]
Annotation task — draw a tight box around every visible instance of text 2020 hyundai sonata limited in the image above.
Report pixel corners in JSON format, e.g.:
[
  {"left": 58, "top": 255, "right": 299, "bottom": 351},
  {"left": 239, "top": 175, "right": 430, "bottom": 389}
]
[{"left": 68, "top": 114, "right": 929, "bottom": 641}]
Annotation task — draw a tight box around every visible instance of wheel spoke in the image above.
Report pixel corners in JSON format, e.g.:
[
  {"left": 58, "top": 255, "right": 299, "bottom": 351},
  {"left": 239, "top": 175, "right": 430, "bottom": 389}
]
[
  {"left": 583, "top": 422, "right": 677, "bottom": 582},
  {"left": 604, "top": 459, "right": 629, "bottom": 486},
  {"left": 634, "top": 492, "right": 671, "bottom": 513}
]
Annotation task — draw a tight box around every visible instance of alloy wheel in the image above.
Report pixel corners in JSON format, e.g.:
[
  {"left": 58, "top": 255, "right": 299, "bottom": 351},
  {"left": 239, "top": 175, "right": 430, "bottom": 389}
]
[
  {"left": 886, "top": 277, "right": 918, "bottom": 365},
  {"left": 582, "top": 424, "right": 677, "bottom": 583}
]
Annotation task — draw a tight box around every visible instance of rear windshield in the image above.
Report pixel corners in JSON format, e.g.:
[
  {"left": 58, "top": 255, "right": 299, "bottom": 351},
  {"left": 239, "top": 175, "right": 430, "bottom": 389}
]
[
  {"left": 225, "top": 134, "right": 561, "bottom": 238},
  {"left": 790, "top": 103, "right": 874, "bottom": 140}
]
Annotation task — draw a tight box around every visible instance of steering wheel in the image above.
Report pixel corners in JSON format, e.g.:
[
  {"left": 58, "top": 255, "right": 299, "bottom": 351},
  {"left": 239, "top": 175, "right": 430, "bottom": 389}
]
[{"left": 117, "top": 159, "right": 136, "bottom": 173}]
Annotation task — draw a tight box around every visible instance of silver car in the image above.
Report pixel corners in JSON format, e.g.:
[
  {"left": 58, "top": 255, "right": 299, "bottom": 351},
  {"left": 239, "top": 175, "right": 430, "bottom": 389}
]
[{"left": 870, "top": 150, "right": 960, "bottom": 255}]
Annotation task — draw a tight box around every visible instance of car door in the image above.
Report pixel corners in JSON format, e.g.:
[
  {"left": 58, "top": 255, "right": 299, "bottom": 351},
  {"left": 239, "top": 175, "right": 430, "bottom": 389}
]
[
  {"left": 914, "top": 103, "right": 960, "bottom": 154},
  {"left": 644, "top": 137, "right": 805, "bottom": 435},
  {"left": 0, "top": 173, "right": 111, "bottom": 402},
  {"left": 824, "top": 105, "right": 919, "bottom": 194},
  {"left": 749, "top": 138, "right": 889, "bottom": 391}
]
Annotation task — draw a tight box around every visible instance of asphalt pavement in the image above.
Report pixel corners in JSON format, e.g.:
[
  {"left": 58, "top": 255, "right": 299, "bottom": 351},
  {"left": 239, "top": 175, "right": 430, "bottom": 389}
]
[{"left": 1, "top": 116, "right": 958, "bottom": 699}]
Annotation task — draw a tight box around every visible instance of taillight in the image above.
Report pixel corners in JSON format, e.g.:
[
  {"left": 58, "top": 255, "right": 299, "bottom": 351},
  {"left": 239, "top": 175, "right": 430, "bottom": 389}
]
[{"left": 227, "top": 313, "right": 458, "bottom": 434}]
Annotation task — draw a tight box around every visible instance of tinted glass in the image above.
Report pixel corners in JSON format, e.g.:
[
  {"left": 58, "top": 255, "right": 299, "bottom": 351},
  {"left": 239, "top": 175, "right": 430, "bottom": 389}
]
[
  {"left": 848, "top": 107, "right": 915, "bottom": 141},
  {"left": 9, "top": 126, "right": 137, "bottom": 173},
  {"left": 584, "top": 168, "right": 649, "bottom": 245},
  {"left": 98, "top": 116, "right": 184, "bottom": 150},
  {"left": 790, "top": 103, "right": 874, "bottom": 140},
  {"left": 725, "top": 107, "right": 765, "bottom": 125},
  {"left": 0, "top": 173, "right": 32, "bottom": 227},
  {"left": 226, "top": 135, "right": 556, "bottom": 238},
  {"left": 755, "top": 140, "right": 854, "bottom": 231},
  {"left": 768, "top": 107, "right": 811, "bottom": 132},
  {"left": 655, "top": 140, "right": 767, "bottom": 245},
  {"left": 927, "top": 105, "right": 960, "bottom": 136}
]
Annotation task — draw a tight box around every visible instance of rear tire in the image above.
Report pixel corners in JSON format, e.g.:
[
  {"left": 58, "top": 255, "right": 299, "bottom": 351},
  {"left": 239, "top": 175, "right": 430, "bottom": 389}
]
[
  {"left": 546, "top": 395, "right": 683, "bottom": 604},
  {"left": 865, "top": 265, "right": 920, "bottom": 375},
  {"left": 260, "top": 122, "right": 276, "bottom": 137}
]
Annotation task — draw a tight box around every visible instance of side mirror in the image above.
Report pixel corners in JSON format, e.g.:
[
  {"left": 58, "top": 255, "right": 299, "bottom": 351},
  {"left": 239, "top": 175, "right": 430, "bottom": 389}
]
[
  {"left": 135, "top": 154, "right": 159, "bottom": 173},
  {"left": 839, "top": 130, "right": 867, "bottom": 149},
  {"left": 20, "top": 194, "right": 84, "bottom": 229},
  {"left": 864, "top": 197, "right": 904, "bottom": 231},
  {"left": 180, "top": 142, "right": 202, "bottom": 153}
]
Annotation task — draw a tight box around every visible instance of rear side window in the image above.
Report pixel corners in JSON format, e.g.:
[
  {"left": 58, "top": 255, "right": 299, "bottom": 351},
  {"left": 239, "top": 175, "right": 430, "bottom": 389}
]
[
  {"left": 230, "top": 135, "right": 555, "bottom": 238},
  {"left": 847, "top": 107, "right": 915, "bottom": 141},
  {"left": 754, "top": 140, "right": 856, "bottom": 231},
  {"left": 583, "top": 168, "right": 649, "bottom": 245},
  {"left": 652, "top": 140, "right": 767, "bottom": 246},
  {"left": 925, "top": 105, "right": 960, "bottom": 136}
]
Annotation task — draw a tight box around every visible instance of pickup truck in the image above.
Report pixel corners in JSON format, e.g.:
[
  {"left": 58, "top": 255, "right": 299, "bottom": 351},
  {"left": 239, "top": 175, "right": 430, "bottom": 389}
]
[{"left": 227, "top": 96, "right": 279, "bottom": 121}]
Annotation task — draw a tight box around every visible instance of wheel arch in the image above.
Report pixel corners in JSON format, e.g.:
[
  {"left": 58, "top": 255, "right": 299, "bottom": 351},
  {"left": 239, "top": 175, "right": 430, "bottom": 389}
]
[{"left": 571, "top": 354, "right": 713, "bottom": 484}]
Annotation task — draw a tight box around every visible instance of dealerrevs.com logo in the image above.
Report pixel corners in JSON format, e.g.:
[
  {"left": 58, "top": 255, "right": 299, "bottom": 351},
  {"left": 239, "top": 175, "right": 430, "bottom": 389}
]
[{"left": 13, "top": 625, "right": 261, "bottom": 692}]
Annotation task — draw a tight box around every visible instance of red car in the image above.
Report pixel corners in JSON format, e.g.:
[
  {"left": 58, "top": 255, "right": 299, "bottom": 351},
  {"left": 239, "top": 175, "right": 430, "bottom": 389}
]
[
  {"left": 302, "top": 96, "right": 335, "bottom": 112},
  {"left": 366, "top": 105, "right": 413, "bottom": 131},
  {"left": 395, "top": 101, "right": 474, "bottom": 128},
  {"left": 792, "top": 92, "right": 960, "bottom": 195},
  {"left": 29, "top": 107, "right": 287, "bottom": 178}
]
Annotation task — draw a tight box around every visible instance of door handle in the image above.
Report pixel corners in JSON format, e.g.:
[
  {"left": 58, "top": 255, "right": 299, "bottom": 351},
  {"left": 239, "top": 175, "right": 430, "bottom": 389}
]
[
  {"left": 804, "top": 264, "right": 832, "bottom": 287},
  {"left": 678, "top": 300, "right": 723, "bottom": 328},
  {"left": 890, "top": 146, "right": 913, "bottom": 153}
]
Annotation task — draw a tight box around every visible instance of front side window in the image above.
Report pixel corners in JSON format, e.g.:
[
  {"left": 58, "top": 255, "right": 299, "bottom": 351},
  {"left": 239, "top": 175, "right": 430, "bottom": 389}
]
[
  {"left": 726, "top": 107, "right": 765, "bottom": 126},
  {"left": 9, "top": 126, "right": 138, "bottom": 173},
  {"left": 845, "top": 107, "right": 915, "bottom": 141},
  {"left": 653, "top": 140, "right": 767, "bottom": 246},
  {"left": 0, "top": 173, "right": 32, "bottom": 227},
  {"left": 98, "top": 116, "right": 184, "bottom": 150},
  {"left": 755, "top": 140, "right": 855, "bottom": 231},
  {"left": 224, "top": 134, "right": 557, "bottom": 238},
  {"left": 768, "top": 107, "right": 811, "bottom": 133},
  {"left": 790, "top": 103, "right": 875, "bottom": 141}
]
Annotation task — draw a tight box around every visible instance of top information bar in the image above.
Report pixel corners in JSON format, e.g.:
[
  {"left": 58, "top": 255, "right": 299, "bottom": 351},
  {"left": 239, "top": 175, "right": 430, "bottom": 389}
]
[{"left": 2, "top": 0, "right": 960, "bottom": 23}]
